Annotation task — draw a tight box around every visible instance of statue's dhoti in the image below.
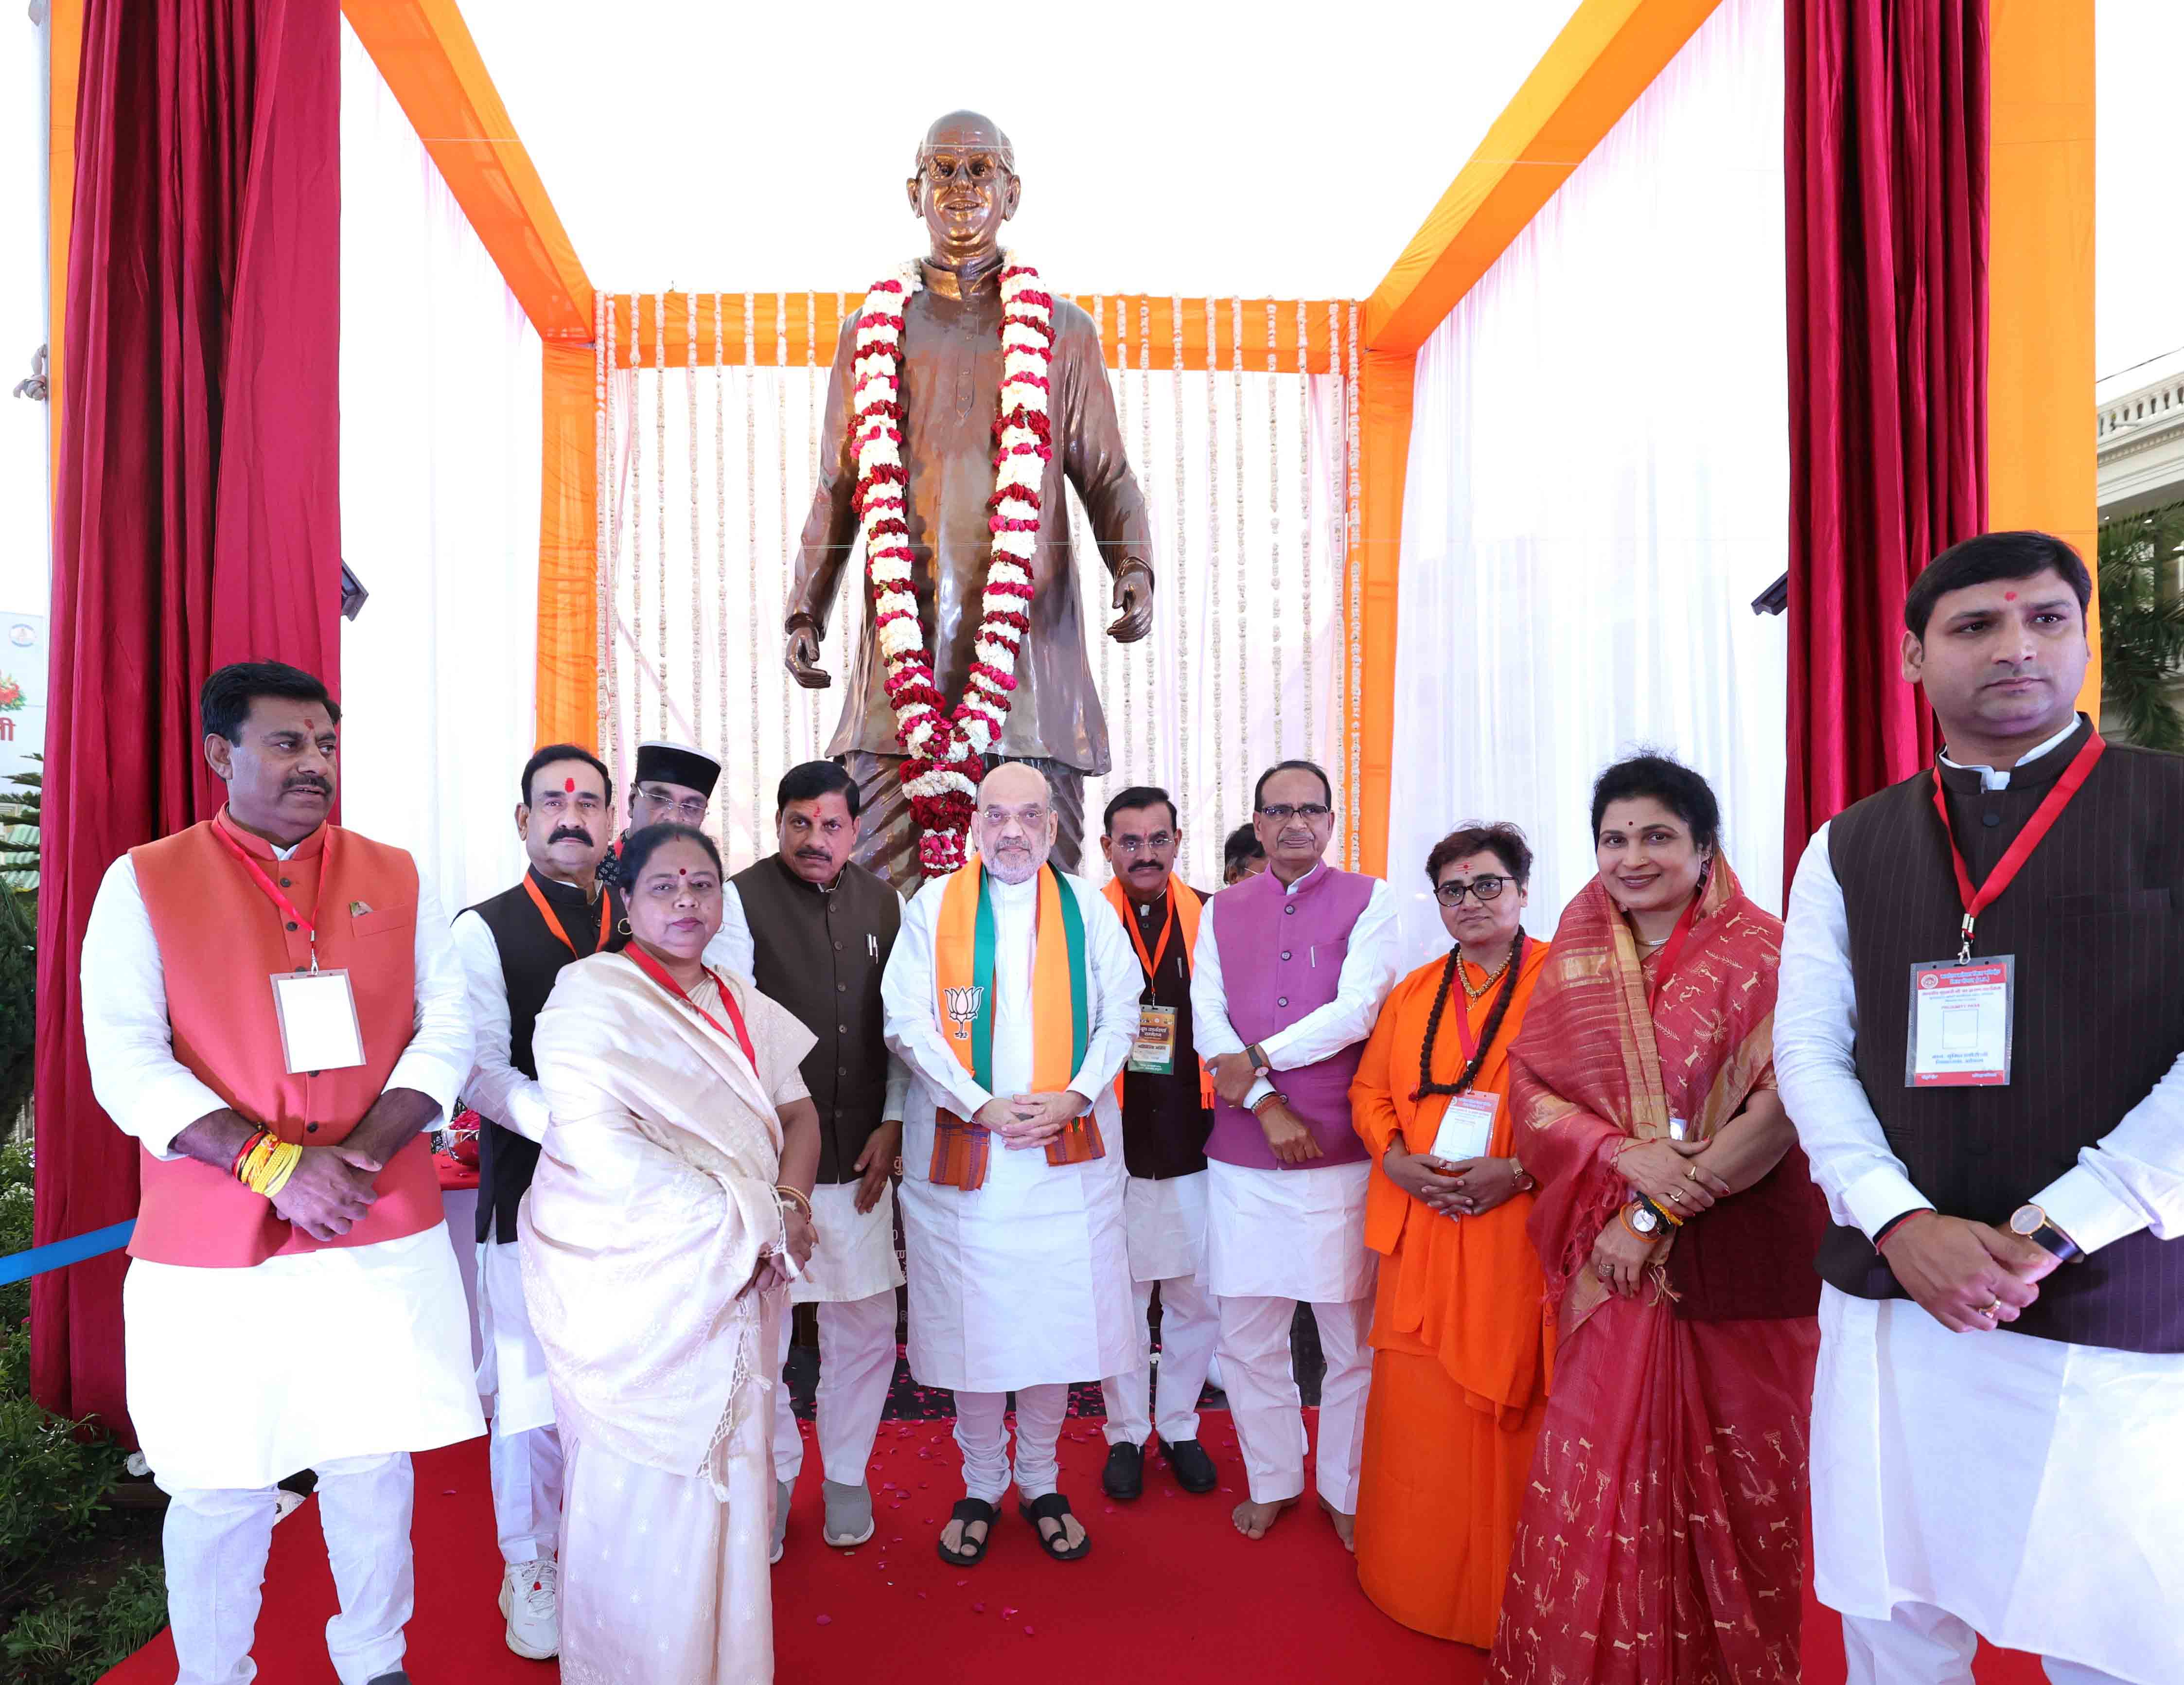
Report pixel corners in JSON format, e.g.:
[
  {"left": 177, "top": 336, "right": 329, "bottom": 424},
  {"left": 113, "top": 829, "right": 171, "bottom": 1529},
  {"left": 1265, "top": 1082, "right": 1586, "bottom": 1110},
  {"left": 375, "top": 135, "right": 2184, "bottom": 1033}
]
[{"left": 843, "top": 752, "right": 1086, "bottom": 892}]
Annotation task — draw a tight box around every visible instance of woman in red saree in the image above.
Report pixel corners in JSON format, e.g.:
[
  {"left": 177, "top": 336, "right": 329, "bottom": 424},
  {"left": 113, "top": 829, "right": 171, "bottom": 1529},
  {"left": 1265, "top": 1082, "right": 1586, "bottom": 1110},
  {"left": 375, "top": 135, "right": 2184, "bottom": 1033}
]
[{"left": 1491, "top": 756, "right": 1826, "bottom": 1685}]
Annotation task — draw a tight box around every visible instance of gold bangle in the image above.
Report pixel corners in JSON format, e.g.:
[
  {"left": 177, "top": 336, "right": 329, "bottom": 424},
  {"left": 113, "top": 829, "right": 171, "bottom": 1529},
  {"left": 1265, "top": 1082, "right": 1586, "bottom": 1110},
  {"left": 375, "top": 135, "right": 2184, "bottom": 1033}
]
[
  {"left": 774, "top": 1185, "right": 812, "bottom": 1219},
  {"left": 247, "top": 1139, "right": 303, "bottom": 1199}
]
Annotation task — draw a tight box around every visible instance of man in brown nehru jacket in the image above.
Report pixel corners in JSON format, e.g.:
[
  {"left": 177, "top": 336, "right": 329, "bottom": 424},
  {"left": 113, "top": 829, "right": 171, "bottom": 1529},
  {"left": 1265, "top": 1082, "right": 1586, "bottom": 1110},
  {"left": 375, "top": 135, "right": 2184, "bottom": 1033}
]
[
  {"left": 713, "top": 761, "right": 908, "bottom": 1562},
  {"left": 1778, "top": 531, "right": 2184, "bottom": 1685}
]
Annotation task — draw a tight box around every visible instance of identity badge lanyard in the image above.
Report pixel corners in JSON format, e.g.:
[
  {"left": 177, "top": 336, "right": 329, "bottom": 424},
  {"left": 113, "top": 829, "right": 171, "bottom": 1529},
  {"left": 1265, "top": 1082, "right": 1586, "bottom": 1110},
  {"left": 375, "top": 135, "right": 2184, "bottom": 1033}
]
[
  {"left": 1905, "top": 732, "right": 2104, "bottom": 1089},
  {"left": 215, "top": 822, "right": 366, "bottom": 1075},
  {"left": 1124, "top": 896, "right": 1180, "bottom": 1076},
  {"left": 523, "top": 873, "right": 613, "bottom": 957},
  {"left": 1428, "top": 956, "right": 1500, "bottom": 1164}
]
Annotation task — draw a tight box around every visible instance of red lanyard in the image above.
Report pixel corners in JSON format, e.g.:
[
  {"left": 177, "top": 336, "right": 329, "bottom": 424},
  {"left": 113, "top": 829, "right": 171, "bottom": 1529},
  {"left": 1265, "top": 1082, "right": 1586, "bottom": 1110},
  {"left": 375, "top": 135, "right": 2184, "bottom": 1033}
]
[
  {"left": 624, "top": 944, "right": 757, "bottom": 1068},
  {"left": 213, "top": 817, "right": 332, "bottom": 968},
  {"left": 1930, "top": 729, "right": 2105, "bottom": 959},
  {"left": 1643, "top": 890, "right": 1703, "bottom": 1011},
  {"left": 523, "top": 874, "right": 612, "bottom": 958},
  {"left": 1452, "top": 962, "right": 1488, "bottom": 1064}
]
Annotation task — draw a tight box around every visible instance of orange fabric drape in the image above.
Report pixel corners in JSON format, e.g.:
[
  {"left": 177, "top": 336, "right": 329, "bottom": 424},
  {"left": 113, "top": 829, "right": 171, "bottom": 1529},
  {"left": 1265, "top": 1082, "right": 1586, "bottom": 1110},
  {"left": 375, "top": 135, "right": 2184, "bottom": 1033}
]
[
  {"left": 1988, "top": 0, "right": 2098, "bottom": 711},
  {"left": 1354, "top": 348, "right": 1415, "bottom": 877},
  {"left": 535, "top": 341, "right": 597, "bottom": 748}
]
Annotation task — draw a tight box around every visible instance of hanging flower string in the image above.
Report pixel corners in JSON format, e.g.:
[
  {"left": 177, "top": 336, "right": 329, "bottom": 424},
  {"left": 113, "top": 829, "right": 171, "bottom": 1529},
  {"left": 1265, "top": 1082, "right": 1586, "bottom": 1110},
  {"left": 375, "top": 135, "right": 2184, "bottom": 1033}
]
[{"left": 851, "top": 255, "right": 1055, "bottom": 873}]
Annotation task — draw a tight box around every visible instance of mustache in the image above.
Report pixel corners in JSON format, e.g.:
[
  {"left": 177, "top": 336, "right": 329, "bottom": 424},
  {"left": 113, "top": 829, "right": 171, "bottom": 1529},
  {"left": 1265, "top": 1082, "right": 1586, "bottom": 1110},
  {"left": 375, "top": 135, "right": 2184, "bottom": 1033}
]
[
  {"left": 284, "top": 776, "right": 331, "bottom": 796},
  {"left": 547, "top": 826, "right": 595, "bottom": 846}
]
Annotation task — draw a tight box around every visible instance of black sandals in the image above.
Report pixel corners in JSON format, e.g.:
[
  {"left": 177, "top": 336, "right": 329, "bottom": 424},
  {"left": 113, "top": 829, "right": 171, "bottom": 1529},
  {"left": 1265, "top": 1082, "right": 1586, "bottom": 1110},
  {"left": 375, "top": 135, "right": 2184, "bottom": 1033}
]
[
  {"left": 1018, "top": 1491, "right": 1092, "bottom": 1562},
  {"left": 935, "top": 1497, "right": 997, "bottom": 1567}
]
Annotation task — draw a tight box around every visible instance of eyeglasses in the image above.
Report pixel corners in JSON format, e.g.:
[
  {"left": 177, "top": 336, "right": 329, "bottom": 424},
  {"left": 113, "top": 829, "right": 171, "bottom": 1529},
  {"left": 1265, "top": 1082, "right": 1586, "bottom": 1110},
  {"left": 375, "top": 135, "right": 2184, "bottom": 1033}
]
[
  {"left": 1256, "top": 803, "right": 1332, "bottom": 822},
  {"left": 1110, "top": 833, "right": 1175, "bottom": 855},
  {"left": 1434, "top": 875, "right": 1510, "bottom": 907},
  {"left": 635, "top": 785, "right": 710, "bottom": 822}
]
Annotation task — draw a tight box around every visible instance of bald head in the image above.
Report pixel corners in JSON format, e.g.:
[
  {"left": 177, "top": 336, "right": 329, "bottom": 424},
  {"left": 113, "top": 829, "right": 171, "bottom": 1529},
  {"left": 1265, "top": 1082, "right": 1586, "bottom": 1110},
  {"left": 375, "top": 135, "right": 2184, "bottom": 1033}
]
[
  {"left": 917, "top": 110, "right": 1014, "bottom": 171},
  {"left": 908, "top": 110, "right": 1021, "bottom": 271},
  {"left": 974, "top": 762, "right": 1056, "bottom": 883}
]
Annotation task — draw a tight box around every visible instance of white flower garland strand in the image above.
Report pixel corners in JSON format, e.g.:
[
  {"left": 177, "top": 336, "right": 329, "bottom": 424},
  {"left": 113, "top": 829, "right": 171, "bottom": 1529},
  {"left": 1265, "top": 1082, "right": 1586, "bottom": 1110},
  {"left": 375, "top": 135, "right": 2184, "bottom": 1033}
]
[
  {"left": 1299, "top": 297, "right": 1313, "bottom": 758},
  {"left": 775, "top": 293, "right": 791, "bottom": 771},
  {"left": 1232, "top": 298, "right": 1247, "bottom": 825},
  {"left": 745, "top": 291, "right": 759, "bottom": 863},
  {"left": 850, "top": 256, "right": 1054, "bottom": 873},
  {"left": 593, "top": 291, "right": 611, "bottom": 769},
  {"left": 1205, "top": 296, "right": 1224, "bottom": 852},
  {"left": 687, "top": 292, "right": 702, "bottom": 750},
  {"left": 1114, "top": 296, "right": 1130, "bottom": 792},
  {"left": 1346, "top": 301, "right": 1363, "bottom": 872},
  {"left": 630, "top": 299, "right": 644, "bottom": 758},
  {"left": 805, "top": 290, "right": 821, "bottom": 757},
  {"left": 1138, "top": 297, "right": 1154, "bottom": 782},
  {"left": 1170, "top": 294, "right": 1188, "bottom": 873}
]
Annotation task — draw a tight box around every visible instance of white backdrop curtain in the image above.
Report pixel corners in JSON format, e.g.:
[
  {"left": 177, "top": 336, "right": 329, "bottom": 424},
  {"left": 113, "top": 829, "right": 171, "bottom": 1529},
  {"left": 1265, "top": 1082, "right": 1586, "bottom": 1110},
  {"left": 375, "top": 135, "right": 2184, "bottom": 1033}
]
[
  {"left": 599, "top": 314, "right": 1355, "bottom": 894},
  {"left": 338, "top": 21, "right": 543, "bottom": 910},
  {"left": 1385, "top": 0, "right": 1787, "bottom": 966}
]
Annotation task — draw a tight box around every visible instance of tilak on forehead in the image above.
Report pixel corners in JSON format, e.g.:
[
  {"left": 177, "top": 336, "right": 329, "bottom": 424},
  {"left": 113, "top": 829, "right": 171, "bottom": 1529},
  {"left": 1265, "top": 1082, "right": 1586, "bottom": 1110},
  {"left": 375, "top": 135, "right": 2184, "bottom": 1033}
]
[
  {"left": 564, "top": 776, "right": 577, "bottom": 792},
  {"left": 2004, "top": 591, "right": 2018, "bottom": 601}
]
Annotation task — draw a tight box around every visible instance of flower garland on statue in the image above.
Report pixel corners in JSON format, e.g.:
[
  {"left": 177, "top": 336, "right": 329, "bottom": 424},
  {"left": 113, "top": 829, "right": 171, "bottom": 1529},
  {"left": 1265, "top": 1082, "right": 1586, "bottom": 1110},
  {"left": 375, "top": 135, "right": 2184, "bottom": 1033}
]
[{"left": 851, "top": 254, "right": 1054, "bottom": 873}]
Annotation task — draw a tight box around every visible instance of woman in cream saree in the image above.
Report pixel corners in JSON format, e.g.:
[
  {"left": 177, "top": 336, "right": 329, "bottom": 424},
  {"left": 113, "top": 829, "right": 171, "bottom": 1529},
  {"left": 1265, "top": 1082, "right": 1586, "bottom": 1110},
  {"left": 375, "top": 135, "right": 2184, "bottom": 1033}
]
[
  {"left": 524, "top": 825, "right": 820, "bottom": 1685},
  {"left": 1491, "top": 758, "right": 1826, "bottom": 1685}
]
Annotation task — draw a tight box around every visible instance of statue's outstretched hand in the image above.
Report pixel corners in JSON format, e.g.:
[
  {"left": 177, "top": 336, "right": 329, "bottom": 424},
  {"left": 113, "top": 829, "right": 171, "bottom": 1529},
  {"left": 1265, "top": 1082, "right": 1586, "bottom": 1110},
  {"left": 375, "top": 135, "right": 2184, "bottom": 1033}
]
[
  {"left": 1108, "top": 561, "right": 1154, "bottom": 643},
  {"left": 785, "top": 616, "right": 830, "bottom": 689}
]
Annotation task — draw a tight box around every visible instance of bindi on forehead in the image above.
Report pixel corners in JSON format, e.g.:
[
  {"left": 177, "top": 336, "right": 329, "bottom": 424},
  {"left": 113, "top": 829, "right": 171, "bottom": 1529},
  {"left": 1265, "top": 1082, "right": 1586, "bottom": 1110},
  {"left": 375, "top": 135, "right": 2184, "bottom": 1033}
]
[
  {"left": 2003, "top": 591, "right": 2017, "bottom": 602},
  {"left": 564, "top": 777, "right": 577, "bottom": 792}
]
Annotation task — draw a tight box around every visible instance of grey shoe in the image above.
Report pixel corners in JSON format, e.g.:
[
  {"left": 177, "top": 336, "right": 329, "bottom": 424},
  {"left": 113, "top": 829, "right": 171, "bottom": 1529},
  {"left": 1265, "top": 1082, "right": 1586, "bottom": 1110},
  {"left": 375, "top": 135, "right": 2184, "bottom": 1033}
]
[
  {"left": 366, "top": 1674, "right": 411, "bottom": 1685},
  {"left": 821, "top": 1479, "right": 875, "bottom": 1547},
  {"left": 770, "top": 1476, "right": 793, "bottom": 1565}
]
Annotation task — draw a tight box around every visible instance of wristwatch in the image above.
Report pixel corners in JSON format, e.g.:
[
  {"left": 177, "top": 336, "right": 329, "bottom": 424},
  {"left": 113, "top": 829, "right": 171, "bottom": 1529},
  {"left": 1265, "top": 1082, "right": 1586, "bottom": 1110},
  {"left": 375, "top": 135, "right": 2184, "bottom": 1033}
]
[
  {"left": 1622, "top": 1199, "right": 1664, "bottom": 1238},
  {"left": 2008, "top": 1203, "right": 2081, "bottom": 1263},
  {"left": 1243, "top": 1041, "right": 1274, "bottom": 1076},
  {"left": 1509, "top": 1155, "right": 1536, "bottom": 1194}
]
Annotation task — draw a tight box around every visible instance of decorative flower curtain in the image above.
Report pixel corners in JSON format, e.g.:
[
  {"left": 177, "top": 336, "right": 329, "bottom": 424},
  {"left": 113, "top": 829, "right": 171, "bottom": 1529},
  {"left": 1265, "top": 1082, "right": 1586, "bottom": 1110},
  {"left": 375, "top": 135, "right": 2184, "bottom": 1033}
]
[{"left": 593, "top": 294, "right": 1363, "bottom": 893}]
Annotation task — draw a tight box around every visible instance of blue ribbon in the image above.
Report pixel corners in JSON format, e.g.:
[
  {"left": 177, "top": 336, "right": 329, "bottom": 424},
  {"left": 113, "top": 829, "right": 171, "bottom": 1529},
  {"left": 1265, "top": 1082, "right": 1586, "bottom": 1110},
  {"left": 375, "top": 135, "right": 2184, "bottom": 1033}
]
[{"left": 0, "top": 1221, "right": 136, "bottom": 1286}]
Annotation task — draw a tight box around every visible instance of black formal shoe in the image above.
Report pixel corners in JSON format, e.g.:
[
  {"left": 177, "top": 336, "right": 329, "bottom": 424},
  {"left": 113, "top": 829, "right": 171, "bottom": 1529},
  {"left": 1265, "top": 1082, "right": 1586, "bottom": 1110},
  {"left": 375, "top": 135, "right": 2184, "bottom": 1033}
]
[
  {"left": 1160, "top": 1437, "right": 1219, "bottom": 1494},
  {"left": 1101, "top": 1440, "right": 1144, "bottom": 1501}
]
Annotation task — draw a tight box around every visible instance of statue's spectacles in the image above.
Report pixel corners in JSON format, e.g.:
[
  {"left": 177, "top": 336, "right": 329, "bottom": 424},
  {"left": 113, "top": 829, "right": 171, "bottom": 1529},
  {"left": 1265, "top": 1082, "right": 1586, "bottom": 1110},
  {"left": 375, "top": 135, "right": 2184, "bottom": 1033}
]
[
  {"left": 1257, "top": 803, "right": 1332, "bottom": 822},
  {"left": 635, "top": 785, "right": 710, "bottom": 822},
  {"left": 1435, "top": 876, "right": 1509, "bottom": 907}
]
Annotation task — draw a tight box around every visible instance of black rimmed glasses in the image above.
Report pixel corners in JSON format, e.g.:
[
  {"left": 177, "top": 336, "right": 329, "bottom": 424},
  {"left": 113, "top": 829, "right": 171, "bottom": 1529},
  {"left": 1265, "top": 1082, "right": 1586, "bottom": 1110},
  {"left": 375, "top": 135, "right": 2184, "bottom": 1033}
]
[
  {"left": 1434, "top": 875, "right": 1509, "bottom": 907},
  {"left": 1256, "top": 803, "right": 1332, "bottom": 822}
]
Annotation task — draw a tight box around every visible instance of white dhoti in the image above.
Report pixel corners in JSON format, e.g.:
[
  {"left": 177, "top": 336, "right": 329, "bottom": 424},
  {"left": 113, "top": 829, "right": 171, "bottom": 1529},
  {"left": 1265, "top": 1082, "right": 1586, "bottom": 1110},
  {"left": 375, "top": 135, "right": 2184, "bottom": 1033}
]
[
  {"left": 127, "top": 1224, "right": 483, "bottom": 1685},
  {"left": 770, "top": 1179, "right": 902, "bottom": 1487},
  {"left": 1207, "top": 1158, "right": 1376, "bottom": 1513},
  {"left": 1102, "top": 1169, "right": 1220, "bottom": 1447},
  {"left": 476, "top": 1237, "right": 563, "bottom": 1564},
  {"left": 1813, "top": 1285, "right": 2184, "bottom": 1685}
]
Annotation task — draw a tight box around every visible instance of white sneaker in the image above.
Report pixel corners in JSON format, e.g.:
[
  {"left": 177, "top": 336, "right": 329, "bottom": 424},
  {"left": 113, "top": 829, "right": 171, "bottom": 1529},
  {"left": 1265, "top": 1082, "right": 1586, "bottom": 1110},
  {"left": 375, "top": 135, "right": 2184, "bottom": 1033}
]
[{"left": 499, "top": 1558, "right": 559, "bottom": 1660}]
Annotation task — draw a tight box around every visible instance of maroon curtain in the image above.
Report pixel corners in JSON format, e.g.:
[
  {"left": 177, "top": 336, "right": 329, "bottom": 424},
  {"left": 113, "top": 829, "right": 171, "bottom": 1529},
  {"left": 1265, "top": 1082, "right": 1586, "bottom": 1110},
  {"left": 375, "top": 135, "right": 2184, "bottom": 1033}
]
[
  {"left": 32, "top": 0, "right": 341, "bottom": 1432},
  {"left": 1784, "top": 0, "right": 1989, "bottom": 890}
]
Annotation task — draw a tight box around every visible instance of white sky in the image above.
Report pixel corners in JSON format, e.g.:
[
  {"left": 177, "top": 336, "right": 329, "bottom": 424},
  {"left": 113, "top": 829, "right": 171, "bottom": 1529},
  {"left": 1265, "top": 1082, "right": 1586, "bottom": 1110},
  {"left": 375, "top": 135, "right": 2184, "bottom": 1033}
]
[{"left": 459, "top": 0, "right": 1586, "bottom": 299}]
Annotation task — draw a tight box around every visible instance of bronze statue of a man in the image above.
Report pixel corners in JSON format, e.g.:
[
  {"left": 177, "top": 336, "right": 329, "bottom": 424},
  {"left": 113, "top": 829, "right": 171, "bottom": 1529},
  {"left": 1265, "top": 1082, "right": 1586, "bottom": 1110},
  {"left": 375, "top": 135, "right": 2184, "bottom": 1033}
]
[{"left": 785, "top": 110, "right": 1153, "bottom": 887}]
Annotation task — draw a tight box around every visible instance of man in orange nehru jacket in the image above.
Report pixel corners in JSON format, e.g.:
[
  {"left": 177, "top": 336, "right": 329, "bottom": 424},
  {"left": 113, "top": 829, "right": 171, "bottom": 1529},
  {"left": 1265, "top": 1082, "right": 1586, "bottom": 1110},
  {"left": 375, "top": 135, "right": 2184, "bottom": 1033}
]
[{"left": 80, "top": 661, "right": 482, "bottom": 1685}]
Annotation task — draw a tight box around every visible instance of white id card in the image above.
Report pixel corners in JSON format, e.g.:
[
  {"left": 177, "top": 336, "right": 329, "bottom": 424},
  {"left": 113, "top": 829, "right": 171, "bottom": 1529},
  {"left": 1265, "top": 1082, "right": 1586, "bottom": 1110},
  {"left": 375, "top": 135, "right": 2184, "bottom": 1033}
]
[
  {"left": 270, "top": 969, "right": 366, "bottom": 1075},
  {"left": 1428, "top": 1090, "right": 1498, "bottom": 1164},
  {"left": 1906, "top": 957, "right": 2013, "bottom": 1087}
]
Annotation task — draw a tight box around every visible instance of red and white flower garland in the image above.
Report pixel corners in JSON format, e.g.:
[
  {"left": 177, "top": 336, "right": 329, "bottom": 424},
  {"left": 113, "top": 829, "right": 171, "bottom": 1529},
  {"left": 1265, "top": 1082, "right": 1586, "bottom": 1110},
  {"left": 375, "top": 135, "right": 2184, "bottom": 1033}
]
[{"left": 851, "top": 255, "right": 1054, "bottom": 873}]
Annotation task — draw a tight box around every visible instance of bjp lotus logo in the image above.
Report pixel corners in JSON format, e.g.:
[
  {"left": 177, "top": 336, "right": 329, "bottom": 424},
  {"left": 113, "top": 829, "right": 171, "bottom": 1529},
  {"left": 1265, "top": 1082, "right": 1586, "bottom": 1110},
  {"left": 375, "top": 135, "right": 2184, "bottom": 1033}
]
[{"left": 944, "top": 985, "right": 984, "bottom": 1042}]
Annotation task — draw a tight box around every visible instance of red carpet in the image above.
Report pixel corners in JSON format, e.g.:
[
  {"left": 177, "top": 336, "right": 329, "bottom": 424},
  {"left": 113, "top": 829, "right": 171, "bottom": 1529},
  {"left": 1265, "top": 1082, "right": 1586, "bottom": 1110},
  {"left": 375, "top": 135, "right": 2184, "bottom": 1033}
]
[{"left": 104, "top": 1411, "right": 2047, "bottom": 1683}]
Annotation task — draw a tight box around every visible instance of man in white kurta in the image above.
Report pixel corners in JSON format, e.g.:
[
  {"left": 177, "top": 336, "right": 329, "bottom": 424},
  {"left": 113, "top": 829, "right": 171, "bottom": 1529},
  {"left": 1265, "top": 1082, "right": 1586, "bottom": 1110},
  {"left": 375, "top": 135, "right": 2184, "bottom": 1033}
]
[
  {"left": 80, "top": 662, "right": 481, "bottom": 1685},
  {"left": 1192, "top": 761, "right": 1401, "bottom": 1547},
  {"left": 1777, "top": 536, "right": 2184, "bottom": 1685},
  {"left": 883, "top": 763, "right": 1140, "bottom": 1561}
]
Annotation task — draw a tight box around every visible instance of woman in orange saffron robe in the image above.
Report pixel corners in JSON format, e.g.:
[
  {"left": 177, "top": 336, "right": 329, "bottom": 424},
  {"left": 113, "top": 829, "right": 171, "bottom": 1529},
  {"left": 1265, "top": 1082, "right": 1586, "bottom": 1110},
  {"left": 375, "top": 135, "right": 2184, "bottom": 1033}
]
[{"left": 1352, "top": 823, "right": 1553, "bottom": 1645}]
